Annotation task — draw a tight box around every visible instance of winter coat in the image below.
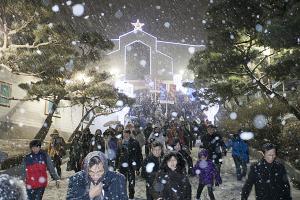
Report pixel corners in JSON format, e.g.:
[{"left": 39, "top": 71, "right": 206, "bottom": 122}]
[
  {"left": 0, "top": 174, "right": 27, "bottom": 200},
  {"left": 81, "top": 133, "right": 94, "bottom": 158},
  {"left": 152, "top": 170, "right": 191, "bottom": 200},
  {"left": 66, "top": 151, "right": 128, "bottom": 200},
  {"left": 134, "top": 131, "right": 145, "bottom": 148},
  {"left": 48, "top": 134, "right": 66, "bottom": 158},
  {"left": 141, "top": 154, "right": 161, "bottom": 186},
  {"left": 226, "top": 135, "right": 249, "bottom": 162},
  {"left": 116, "top": 137, "right": 143, "bottom": 172},
  {"left": 69, "top": 136, "right": 83, "bottom": 160},
  {"left": 178, "top": 148, "right": 193, "bottom": 174},
  {"left": 241, "top": 159, "right": 292, "bottom": 200},
  {"left": 22, "top": 150, "right": 59, "bottom": 189},
  {"left": 166, "top": 127, "right": 177, "bottom": 146},
  {"left": 193, "top": 159, "right": 222, "bottom": 185},
  {"left": 200, "top": 132, "right": 226, "bottom": 165},
  {"left": 89, "top": 135, "right": 105, "bottom": 153}
]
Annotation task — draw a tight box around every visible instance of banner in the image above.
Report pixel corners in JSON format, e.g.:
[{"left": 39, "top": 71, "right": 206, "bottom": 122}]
[
  {"left": 159, "top": 82, "right": 167, "bottom": 101},
  {"left": 168, "top": 84, "right": 176, "bottom": 102}
]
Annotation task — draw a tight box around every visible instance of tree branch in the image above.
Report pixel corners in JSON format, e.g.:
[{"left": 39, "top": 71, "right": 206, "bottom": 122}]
[
  {"left": 0, "top": 63, "right": 12, "bottom": 72},
  {"left": 8, "top": 15, "right": 35, "bottom": 36},
  {"left": 8, "top": 40, "right": 55, "bottom": 49}
]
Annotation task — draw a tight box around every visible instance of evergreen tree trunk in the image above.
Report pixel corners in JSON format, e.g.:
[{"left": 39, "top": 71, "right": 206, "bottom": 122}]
[
  {"left": 34, "top": 98, "right": 60, "bottom": 141},
  {"left": 67, "top": 106, "right": 98, "bottom": 142}
]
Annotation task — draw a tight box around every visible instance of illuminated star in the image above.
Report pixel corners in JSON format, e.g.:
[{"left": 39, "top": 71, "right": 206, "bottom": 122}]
[{"left": 131, "top": 19, "right": 144, "bottom": 31}]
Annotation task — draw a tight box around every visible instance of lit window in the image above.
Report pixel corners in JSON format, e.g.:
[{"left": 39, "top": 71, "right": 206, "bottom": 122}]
[{"left": 0, "top": 82, "right": 11, "bottom": 107}]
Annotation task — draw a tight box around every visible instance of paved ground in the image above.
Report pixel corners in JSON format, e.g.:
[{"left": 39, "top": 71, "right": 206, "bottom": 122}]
[{"left": 42, "top": 148, "right": 300, "bottom": 200}]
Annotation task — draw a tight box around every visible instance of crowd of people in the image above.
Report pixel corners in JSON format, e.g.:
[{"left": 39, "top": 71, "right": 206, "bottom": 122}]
[{"left": 0, "top": 104, "right": 294, "bottom": 200}]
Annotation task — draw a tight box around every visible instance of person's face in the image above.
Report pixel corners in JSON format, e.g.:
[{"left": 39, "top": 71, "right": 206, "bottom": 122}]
[
  {"left": 167, "top": 156, "right": 177, "bottom": 171},
  {"left": 207, "top": 127, "right": 214, "bottom": 134},
  {"left": 174, "top": 143, "right": 181, "bottom": 151},
  {"left": 264, "top": 149, "right": 276, "bottom": 163},
  {"left": 200, "top": 155, "right": 207, "bottom": 160},
  {"left": 31, "top": 146, "right": 41, "bottom": 154},
  {"left": 96, "top": 130, "right": 101, "bottom": 135},
  {"left": 151, "top": 146, "right": 162, "bottom": 158},
  {"left": 89, "top": 163, "right": 105, "bottom": 183},
  {"left": 123, "top": 131, "right": 130, "bottom": 140}
]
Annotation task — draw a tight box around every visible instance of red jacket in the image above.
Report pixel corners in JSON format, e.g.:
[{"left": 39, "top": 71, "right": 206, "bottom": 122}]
[{"left": 24, "top": 151, "right": 53, "bottom": 189}]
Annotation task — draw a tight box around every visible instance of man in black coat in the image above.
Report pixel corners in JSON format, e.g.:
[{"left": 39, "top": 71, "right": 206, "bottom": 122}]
[
  {"left": 200, "top": 124, "right": 227, "bottom": 172},
  {"left": 241, "top": 143, "right": 292, "bottom": 200},
  {"left": 141, "top": 141, "right": 163, "bottom": 200},
  {"left": 116, "top": 129, "right": 143, "bottom": 200}
]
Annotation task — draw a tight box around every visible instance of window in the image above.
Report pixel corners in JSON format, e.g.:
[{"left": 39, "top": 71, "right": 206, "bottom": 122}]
[
  {"left": 0, "top": 82, "right": 11, "bottom": 107},
  {"left": 45, "top": 100, "right": 61, "bottom": 118}
]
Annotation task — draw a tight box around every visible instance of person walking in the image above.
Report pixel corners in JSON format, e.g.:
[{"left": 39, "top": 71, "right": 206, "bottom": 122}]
[
  {"left": 22, "top": 139, "right": 60, "bottom": 200},
  {"left": 48, "top": 129, "right": 66, "bottom": 178},
  {"left": 148, "top": 124, "right": 166, "bottom": 150},
  {"left": 66, "top": 151, "right": 128, "bottom": 200},
  {"left": 194, "top": 149, "right": 222, "bottom": 200},
  {"left": 200, "top": 124, "right": 227, "bottom": 172},
  {"left": 241, "top": 143, "right": 292, "bottom": 200},
  {"left": 141, "top": 141, "right": 163, "bottom": 200},
  {"left": 226, "top": 129, "right": 249, "bottom": 180},
  {"left": 116, "top": 129, "right": 143, "bottom": 200},
  {"left": 172, "top": 138, "right": 194, "bottom": 175},
  {"left": 67, "top": 131, "right": 83, "bottom": 172},
  {"left": 152, "top": 151, "right": 191, "bottom": 200},
  {"left": 89, "top": 129, "right": 106, "bottom": 153},
  {"left": 143, "top": 122, "right": 153, "bottom": 156}
]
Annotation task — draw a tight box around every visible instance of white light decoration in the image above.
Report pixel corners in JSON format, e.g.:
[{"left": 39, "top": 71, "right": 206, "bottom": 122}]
[
  {"left": 131, "top": 19, "right": 145, "bottom": 31},
  {"left": 107, "top": 20, "right": 205, "bottom": 80}
]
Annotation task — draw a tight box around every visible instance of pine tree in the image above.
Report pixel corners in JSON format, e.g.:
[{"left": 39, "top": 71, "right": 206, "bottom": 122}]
[{"left": 188, "top": 0, "right": 300, "bottom": 119}]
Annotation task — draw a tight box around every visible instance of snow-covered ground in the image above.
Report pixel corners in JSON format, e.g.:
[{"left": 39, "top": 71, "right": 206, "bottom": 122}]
[{"left": 42, "top": 148, "right": 300, "bottom": 200}]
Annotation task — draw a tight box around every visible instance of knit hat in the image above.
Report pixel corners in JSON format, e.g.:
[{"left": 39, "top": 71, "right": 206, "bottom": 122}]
[{"left": 198, "top": 149, "right": 209, "bottom": 158}]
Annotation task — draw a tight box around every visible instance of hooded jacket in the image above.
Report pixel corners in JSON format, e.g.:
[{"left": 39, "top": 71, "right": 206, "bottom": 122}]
[
  {"left": 193, "top": 159, "right": 222, "bottom": 186},
  {"left": 66, "top": 151, "right": 128, "bottom": 200},
  {"left": 226, "top": 134, "right": 249, "bottom": 162},
  {"left": 0, "top": 174, "right": 27, "bottom": 200}
]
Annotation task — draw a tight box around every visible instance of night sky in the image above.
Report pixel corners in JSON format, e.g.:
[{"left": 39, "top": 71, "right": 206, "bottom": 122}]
[{"left": 50, "top": 0, "right": 209, "bottom": 45}]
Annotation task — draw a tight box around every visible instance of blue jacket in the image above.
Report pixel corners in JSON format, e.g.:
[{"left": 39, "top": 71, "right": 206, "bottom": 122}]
[
  {"left": 66, "top": 151, "right": 128, "bottom": 200},
  {"left": 226, "top": 135, "right": 249, "bottom": 162}
]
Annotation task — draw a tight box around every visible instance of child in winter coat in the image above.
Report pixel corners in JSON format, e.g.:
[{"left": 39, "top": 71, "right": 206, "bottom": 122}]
[{"left": 194, "top": 149, "right": 222, "bottom": 200}]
